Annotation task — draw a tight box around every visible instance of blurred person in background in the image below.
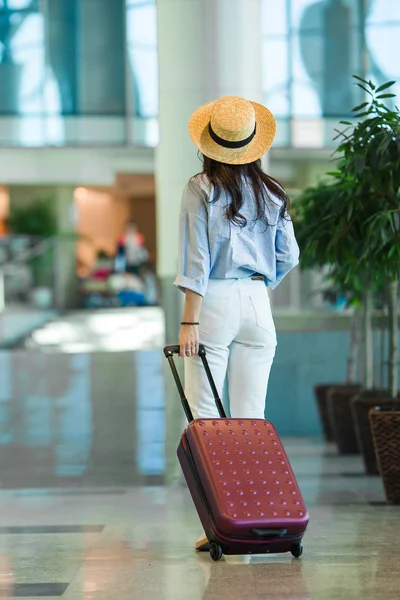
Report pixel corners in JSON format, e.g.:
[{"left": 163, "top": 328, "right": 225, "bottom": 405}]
[{"left": 115, "top": 221, "right": 149, "bottom": 275}]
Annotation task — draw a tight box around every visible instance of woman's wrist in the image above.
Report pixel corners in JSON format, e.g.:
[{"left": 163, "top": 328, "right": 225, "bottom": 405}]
[{"left": 181, "top": 315, "right": 200, "bottom": 323}]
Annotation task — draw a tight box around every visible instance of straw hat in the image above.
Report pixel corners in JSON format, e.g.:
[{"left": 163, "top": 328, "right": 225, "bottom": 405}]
[{"left": 188, "top": 96, "right": 276, "bottom": 165}]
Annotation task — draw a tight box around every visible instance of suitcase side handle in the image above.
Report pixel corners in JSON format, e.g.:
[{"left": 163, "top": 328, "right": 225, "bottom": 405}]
[
  {"left": 163, "top": 345, "right": 227, "bottom": 422},
  {"left": 251, "top": 528, "right": 288, "bottom": 538}
]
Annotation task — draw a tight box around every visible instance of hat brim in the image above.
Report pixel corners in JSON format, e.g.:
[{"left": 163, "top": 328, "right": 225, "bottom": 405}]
[{"left": 188, "top": 100, "right": 276, "bottom": 165}]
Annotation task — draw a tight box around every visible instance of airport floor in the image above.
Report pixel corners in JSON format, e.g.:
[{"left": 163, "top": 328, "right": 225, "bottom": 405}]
[{"left": 0, "top": 439, "right": 398, "bottom": 600}]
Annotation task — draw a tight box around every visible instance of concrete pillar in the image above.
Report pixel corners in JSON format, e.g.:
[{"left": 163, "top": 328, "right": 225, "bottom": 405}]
[
  {"left": 204, "top": 0, "right": 263, "bottom": 102},
  {"left": 156, "top": 0, "right": 206, "bottom": 485},
  {"left": 156, "top": 0, "right": 264, "bottom": 292},
  {"left": 54, "top": 187, "right": 77, "bottom": 310},
  {"left": 205, "top": 0, "right": 268, "bottom": 178},
  {"left": 156, "top": 0, "right": 264, "bottom": 483}
]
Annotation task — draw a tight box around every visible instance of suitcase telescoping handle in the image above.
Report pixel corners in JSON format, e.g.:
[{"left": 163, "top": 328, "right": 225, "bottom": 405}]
[{"left": 163, "top": 345, "right": 227, "bottom": 423}]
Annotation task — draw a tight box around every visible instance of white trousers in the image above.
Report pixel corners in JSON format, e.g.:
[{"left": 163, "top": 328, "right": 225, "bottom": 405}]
[{"left": 184, "top": 278, "right": 277, "bottom": 420}]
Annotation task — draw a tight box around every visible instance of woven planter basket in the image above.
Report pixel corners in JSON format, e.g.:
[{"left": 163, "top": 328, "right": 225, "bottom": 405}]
[
  {"left": 352, "top": 392, "right": 400, "bottom": 475},
  {"left": 314, "top": 384, "right": 339, "bottom": 442},
  {"left": 369, "top": 408, "right": 400, "bottom": 504},
  {"left": 328, "top": 385, "right": 362, "bottom": 454}
]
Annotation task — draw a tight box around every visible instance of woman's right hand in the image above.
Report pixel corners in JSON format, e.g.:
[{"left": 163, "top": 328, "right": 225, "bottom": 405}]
[{"left": 179, "top": 325, "right": 200, "bottom": 358}]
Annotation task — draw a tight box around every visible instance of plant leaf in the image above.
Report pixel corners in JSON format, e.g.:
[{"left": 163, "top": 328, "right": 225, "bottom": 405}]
[
  {"left": 347, "top": 202, "right": 354, "bottom": 221},
  {"left": 340, "top": 120, "right": 353, "bottom": 126},
  {"left": 352, "top": 74, "right": 369, "bottom": 84},
  {"left": 376, "top": 81, "right": 396, "bottom": 93},
  {"left": 352, "top": 102, "right": 369, "bottom": 112},
  {"left": 377, "top": 93, "right": 396, "bottom": 99},
  {"left": 356, "top": 83, "right": 373, "bottom": 95}
]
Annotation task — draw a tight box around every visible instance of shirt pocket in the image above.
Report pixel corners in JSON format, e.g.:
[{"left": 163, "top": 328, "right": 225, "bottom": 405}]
[{"left": 199, "top": 295, "right": 231, "bottom": 336}]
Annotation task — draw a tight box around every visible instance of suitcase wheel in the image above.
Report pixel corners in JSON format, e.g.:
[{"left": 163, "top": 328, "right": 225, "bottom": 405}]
[
  {"left": 209, "top": 541, "right": 223, "bottom": 562},
  {"left": 290, "top": 543, "right": 303, "bottom": 559}
]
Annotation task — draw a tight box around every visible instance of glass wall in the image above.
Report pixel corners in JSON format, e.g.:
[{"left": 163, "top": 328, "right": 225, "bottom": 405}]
[
  {"left": 0, "top": 0, "right": 158, "bottom": 147},
  {"left": 262, "top": 0, "right": 400, "bottom": 148},
  {"left": 126, "top": 0, "right": 158, "bottom": 146},
  {"left": 2, "top": 1, "right": 398, "bottom": 150}
]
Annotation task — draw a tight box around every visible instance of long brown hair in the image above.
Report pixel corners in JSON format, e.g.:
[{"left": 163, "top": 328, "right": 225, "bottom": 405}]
[{"left": 197, "top": 155, "right": 289, "bottom": 228}]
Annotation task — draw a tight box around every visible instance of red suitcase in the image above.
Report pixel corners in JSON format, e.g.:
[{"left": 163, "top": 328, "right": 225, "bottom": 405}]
[{"left": 164, "top": 345, "right": 309, "bottom": 562}]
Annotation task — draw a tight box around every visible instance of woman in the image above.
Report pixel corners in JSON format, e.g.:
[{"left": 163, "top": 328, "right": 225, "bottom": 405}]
[{"left": 174, "top": 96, "right": 299, "bottom": 550}]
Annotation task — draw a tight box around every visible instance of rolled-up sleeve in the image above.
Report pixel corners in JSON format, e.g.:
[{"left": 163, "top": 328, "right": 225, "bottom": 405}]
[
  {"left": 269, "top": 215, "right": 300, "bottom": 290},
  {"left": 174, "top": 179, "right": 211, "bottom": 297}
]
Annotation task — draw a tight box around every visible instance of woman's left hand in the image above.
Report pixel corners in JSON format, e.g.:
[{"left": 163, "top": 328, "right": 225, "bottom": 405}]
[{"left": 179, "top": 325, "right": 199, "bottom": 358}]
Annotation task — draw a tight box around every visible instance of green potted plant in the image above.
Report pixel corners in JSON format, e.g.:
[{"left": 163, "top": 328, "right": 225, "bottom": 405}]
[
  {"left": 8, "top": 199, "right": 58, "bottom": 308},
  {"left": 294, "top": 181, "right": 362, "bottom": 448},
  {"left": 294, "top": 76, "right": 400, "bottom": 462},
  {"left": 334, "top": 77, "right": 399, "bottom": 394},
  {"left": 332, "top": 77, "right": 400, "bottom": 473}
]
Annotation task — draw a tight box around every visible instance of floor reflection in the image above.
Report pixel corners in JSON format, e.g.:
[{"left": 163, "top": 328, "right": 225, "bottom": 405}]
[
  {"left": 0, "top": 345, "right": 165, "bottom": 487},
  {"left": 0, "top": 442, "right": 396, "bottom": 599},
  {"left": 24, "top": 308, "right": 165, "bottom": 353}
]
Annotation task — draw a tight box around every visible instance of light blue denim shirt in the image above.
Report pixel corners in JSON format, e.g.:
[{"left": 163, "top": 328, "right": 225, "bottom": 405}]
[{"left": 174, "top": 174, "right": 299, "bottom": 297}]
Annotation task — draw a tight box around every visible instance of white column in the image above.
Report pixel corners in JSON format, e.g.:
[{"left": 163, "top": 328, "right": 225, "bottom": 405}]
[
  {"left": 156, "top": 0, "right": 264, "bottom": 284},
  {"left": 204, "top": 0, "right": 263, "bottom": 102},
  {"left": 156, "top": 0, "right": 206, "bottom": 283},
  {"left": 155, "top": 0, "right": 265, "bottom": 487},
  {"left": 205, "top": 0, "right": 267, "bottom": 173},
  {"left": 156, "top": 0, "right": 208, "bottom": 488},
  {"left": 54, "top": 187, "right": 78, "bottom": 310}
]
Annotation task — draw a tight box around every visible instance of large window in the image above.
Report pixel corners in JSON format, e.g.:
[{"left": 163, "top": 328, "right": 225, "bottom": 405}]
[
  {"left": 126, "top": 0, "right": 159, "bottom": 146},
  {"left": 262, "top": 0, "right": 400, "bottom": 148},
  {"left": 0, "top": 0, "right": 159, "bottom": 147}
]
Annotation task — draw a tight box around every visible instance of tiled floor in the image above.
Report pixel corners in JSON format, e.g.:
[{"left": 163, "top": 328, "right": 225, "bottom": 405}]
[{"left": 0, "top": 440, "right": 398, "bottom": 599}]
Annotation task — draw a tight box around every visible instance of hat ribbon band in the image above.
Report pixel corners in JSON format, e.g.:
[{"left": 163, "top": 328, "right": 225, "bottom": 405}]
[{"left": 208, "top": 123, "right": 257, "bottom": 149}]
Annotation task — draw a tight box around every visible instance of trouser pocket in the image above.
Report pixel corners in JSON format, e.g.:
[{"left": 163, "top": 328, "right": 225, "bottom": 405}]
[
  {"left": 250, "top": 293, "right": 277, "bottom": 343},
  {"left": 199, "top": 295, "right": 230, "bottom": 336}
]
